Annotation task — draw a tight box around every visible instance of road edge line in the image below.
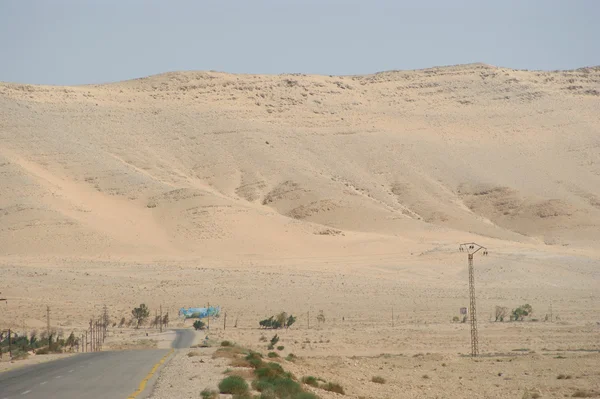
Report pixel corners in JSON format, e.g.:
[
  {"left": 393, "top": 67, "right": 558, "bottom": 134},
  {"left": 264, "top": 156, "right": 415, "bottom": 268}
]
[{"left": 127, "top": 348, "right": 174, "bottom": 399}]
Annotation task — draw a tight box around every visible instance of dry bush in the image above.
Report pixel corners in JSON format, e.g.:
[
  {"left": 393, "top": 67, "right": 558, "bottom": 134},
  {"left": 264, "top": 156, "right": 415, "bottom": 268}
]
[
  {"left": 225, "top": 368, "right": 255, "bottom": 380},
  {"left": 187, "top": 351, "right": 201, "bottom": 357},
  {"left": 200, "top": 389, "right": 218, "bottom": 399},
  {"left": 371, "top": 376, "right": 386, "bottom": 384},
  {"left": 212, "top": 346, "right": 246, "bottom": 359},
  {"left": 229, "top": 357, "right": 253, "bottom": 368},
  {"left": 572, "top": 391, "right": 595, "bottom": 398},
  {"left": 322, "top": 382, "right": 345, "bottom": 395}
]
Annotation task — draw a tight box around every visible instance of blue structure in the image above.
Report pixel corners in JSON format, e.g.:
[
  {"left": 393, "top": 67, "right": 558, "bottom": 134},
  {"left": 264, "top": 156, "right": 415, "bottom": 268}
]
[{"left": 178, "top": 306, "right": 220, "bottom": 320}]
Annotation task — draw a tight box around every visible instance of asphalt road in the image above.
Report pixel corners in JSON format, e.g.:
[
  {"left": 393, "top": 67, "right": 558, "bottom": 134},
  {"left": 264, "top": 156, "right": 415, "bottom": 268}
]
[{"left": 0, "top": 329, "right": 195, "bottom": 399}]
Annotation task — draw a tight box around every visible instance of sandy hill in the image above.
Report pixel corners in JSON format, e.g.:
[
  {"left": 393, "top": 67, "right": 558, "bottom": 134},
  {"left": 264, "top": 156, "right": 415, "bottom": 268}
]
[{"left": 1, "top": 63, "right": 599, "bottom": 259}]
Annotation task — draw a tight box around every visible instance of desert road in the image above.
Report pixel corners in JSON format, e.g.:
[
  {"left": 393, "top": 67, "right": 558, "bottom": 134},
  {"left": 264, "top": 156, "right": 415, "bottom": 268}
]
[{"left": 0, "top": 329, "right": 195, "bottom": 399}]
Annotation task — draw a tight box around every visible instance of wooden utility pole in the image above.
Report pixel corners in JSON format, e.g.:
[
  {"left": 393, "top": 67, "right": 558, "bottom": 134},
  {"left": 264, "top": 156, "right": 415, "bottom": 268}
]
[
  {"left": 8, "top": 329, "right": 12, "bottom": 358},
  {"left": 102, "top": 305, "right": 108, "bottom": 341},
  {"left": 85, "top": 331, "right": 88, "bottom": 352},
  {"left": 89, "top": 320, "right": 94, "bottom": 352},
  {"left": 46, "top": 306, "right": 50, "bottom": 339},
  {"left": 223, "top": 312, "right": 227, "bottom": 330}
]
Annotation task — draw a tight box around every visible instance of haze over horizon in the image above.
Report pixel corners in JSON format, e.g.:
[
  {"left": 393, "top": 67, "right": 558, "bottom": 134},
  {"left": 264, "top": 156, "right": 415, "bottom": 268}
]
[{"left": 1, "top": 0, "right": 599, "bottom": 85}]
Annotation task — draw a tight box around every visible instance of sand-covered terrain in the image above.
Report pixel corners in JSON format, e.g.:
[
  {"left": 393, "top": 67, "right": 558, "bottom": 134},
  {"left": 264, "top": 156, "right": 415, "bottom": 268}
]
[{"left": 1, "top": 63, "right": 599, "bottom": 397}]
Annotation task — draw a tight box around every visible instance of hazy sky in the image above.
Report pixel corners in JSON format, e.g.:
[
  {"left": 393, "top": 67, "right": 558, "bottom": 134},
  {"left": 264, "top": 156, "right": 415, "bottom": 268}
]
[{"left": 1, "top": 0, "right": 598, "bottom": 85}]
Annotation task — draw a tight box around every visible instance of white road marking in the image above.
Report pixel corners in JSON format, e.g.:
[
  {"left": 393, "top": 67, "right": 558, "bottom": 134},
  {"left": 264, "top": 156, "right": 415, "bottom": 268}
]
[
  {"left": 21, "top": 390, "right": 31, "bottom": 395},
  {"left": 68, "top": 369, "right": 74, "bottom": 373},
  {"left": 55, "top": 375, "right": 62, "bottom": 379},
  {"left": 40, "top": 381, "right": 47, "bottom": 385}
]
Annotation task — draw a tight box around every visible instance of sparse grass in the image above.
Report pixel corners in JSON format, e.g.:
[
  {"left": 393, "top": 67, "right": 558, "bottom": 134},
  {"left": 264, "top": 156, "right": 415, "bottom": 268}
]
[
  {"left": 221, "top": 340, "right": 232, "bottom": 347},
  {"left": 187, "top": 350, "right": 201, "bottom": 357},
  {"left": 321, "top": 382, "right": 345, "bottom": 395},
  {"left": 512, "top": 348, "right": 530, "bottom": 352},
  {"left": 200, "top": 388, "right": 219, "bottom": 399},
  {"left": 218, "top": 375, "right": 249, "bottom": 395},
  {"left": 371, "top": 376, "right": 386, "bottom": 384},
  {"left": 422, "top": 374, "right": 430, "bottom": 379},
  {"left": 302, "top": 376, "right": 319, "bottom": 387},
  {"left": 285, "top": 353, "right": 297, "bottom": 362},
  {"left": 268, "top": 351, "right": 280, "bottom": 358},
  {"left": 531, "top": 393, "right": 541, "bottom": 399}
]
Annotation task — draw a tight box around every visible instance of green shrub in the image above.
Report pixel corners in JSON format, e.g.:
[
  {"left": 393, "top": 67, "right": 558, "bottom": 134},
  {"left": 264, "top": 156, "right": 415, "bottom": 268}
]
[
  {"left": 512, "top": 304, "right": 533, "bottom": 321},
  {"left": 255, "top": 362, "right": 287, "bottom": 380},
  {"left": 322, "top": 382, "right": 345, "bottom": 394},
  {"left": 294, "top": 393, "right": 318, "bottom": 399},
  {"left": 272, "top": 378, "right": 302, "bottom": 397},
  {"left": 268, "top": 351, "right": 279, "bottom": 358},
  {"left": 218, "top": 376, "right": 249, "bottom": 395},
  {"left": 193, "top": 320, "right": 206, "bottom": 330},
  {"left": 285, "top": 353, "right": 297, "bottom": 362},
  {"left": 302, "top": 376, "right": 319, "bottom": 387},
  {"left": 277, "top": 345, "right": 285, "bottom": 351},
  {"left": 245, "top": 351, "right": 264, "bottom": 369},
  {"left": 10, "top": 349, "right": 29, "bottom": 360},
  {"left": 200, "top": 388, "right": 218, "bottom": 399},
  {"left": 221, "top": 340, "right": 232, "bottom": 347},
  {"left": 372, "top": 376, "right": 386, "bottom": 384}
]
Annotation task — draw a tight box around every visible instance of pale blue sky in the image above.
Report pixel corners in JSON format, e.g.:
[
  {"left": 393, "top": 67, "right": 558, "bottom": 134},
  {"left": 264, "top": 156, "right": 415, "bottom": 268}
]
[{"left": 1, "top": 0, "right": 598, "bottom": 85}]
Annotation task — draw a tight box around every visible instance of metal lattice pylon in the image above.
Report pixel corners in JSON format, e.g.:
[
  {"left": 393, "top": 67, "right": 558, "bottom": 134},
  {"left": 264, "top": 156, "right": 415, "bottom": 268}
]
[
  {"left": 468, "top": 253, "right": 478, "bottom": 357},
  {"left": 459, "top": 242, "right": 488, "bottom": 357}
]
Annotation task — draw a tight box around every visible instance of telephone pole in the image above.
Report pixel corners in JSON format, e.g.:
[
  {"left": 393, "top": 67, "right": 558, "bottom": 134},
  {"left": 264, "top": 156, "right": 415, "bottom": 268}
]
[
  {"left": 46, "top": 306, "right": 50, "bottom": 338},
  {"left": 102, "top": 305, "right": 109, "bottom": 341},
  {"left": 459, "top": 242, "right": 488, "bottom": 357}
]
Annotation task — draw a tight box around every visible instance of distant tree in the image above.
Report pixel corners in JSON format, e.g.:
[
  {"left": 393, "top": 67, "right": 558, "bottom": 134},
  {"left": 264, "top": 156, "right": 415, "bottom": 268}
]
[
  {"left": 118, "top": 317, "right": 126, "bottom": 328},
  {"left": 276, "top": 312, "right": 288, "bottom": 328},
  {"left": 162, "top": 313, "right": 169, "bottom": 328},
  {"left": 512, "top": 304, "right": 533, "bottom": 321},
  {"left": 29, "top": 330, "right": 38, "bottom": 346},
  {"left": 132, "top": 304, "right": 150, "bottom": 328},
  {"left": 317, "top": 310, "right": 326, "bottom": 324},
  {"left": 193, "top": 320, "right": 206, "bottom": 330},
  {"left": 66, "top": 332, "right": 76, "bottom": 349},
  {"left": 259, "top": 313, "right": 297, "bottom": 330},
  {"left": 495, "top": 306, "right": 508, "bottom": 322},
  {"left": 286, "top": 315, "right": 296, "bottom": 329}
]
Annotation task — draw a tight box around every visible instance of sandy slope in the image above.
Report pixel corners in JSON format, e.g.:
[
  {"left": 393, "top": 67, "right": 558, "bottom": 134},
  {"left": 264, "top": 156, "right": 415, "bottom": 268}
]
[
  {"left": 1, "top": 64, "right": 599, "bottom": 397},
  {"left": 1, "top": 63, "right": 600, "bottom": 258}
]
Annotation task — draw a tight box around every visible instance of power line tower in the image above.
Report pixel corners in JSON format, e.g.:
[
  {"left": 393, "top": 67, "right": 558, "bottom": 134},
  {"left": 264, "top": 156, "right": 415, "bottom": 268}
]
[{"left": 459, "top": 242, "right": 488, "bottom": 357}]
